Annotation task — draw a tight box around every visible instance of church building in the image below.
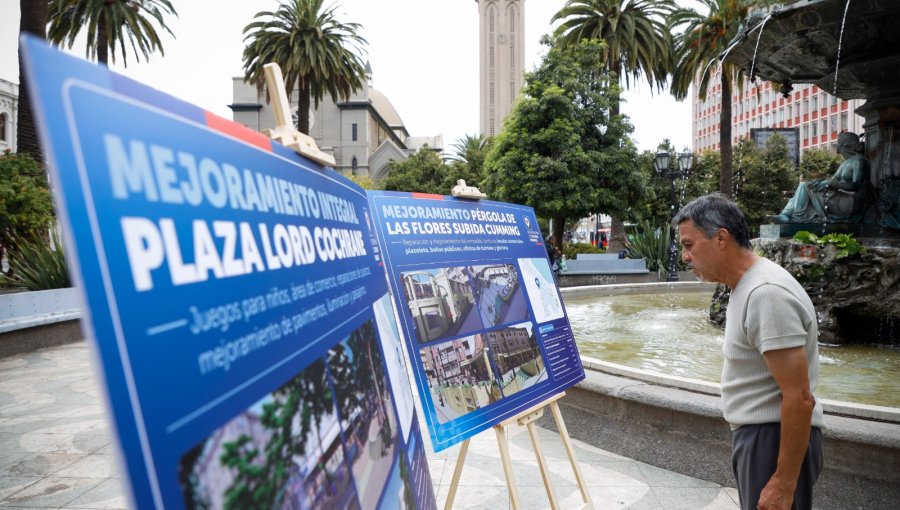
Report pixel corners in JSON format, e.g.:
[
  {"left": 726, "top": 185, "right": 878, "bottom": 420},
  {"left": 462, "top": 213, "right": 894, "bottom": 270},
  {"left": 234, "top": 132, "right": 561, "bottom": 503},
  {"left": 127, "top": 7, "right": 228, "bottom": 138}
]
[{"left": 229, "top": 63, "right": 441, "bottom": 180}]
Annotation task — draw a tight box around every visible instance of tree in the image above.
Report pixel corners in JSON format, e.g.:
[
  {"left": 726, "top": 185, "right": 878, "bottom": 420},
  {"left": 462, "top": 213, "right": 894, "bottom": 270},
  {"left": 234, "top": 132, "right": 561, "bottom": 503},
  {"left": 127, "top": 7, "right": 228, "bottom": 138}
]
[
  {"left": 445, "top": 133, "right": 491, "bottom": 190},
  {"left": 16, "top": 0, "right": 48, "bottom": 165},
  {"left": 219, "top": 360, "right": 331, "bottom": 508},
  {"left": 0, "top": 152, "right": 55, "bottom": 276},
  {"left": 484, "top": 38, "right": 648, "bottom": 249},
  {"left": 47, "top": 0, "right": 177, "bottom": 66},
  {"left": 380, "top": 147, "right": 448, "bottom": 195},
  {"left": 800, "top": 147, "right": 843, "bottom": 181},
  {"left": 242, "top": 0, "right": 367, "bottom": 135},
  {"left": 552, "top": 0, "right": 676, "bottom": 251},
  {"left": 670, "top": 0, "right": 756, "bottom": 199},
  {"left": 731, "top": 135, "right": 795, "bottom": 231}
]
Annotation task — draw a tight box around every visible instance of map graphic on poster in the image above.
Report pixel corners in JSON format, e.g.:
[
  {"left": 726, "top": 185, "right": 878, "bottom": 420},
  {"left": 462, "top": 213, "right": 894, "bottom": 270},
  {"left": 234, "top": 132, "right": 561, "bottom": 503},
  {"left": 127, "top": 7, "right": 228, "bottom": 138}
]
[
  {"left": 367, "top": 192, "right": 585, "bottom": 451},
  {"left": 22, "top": 37, "right": 435, "bottom": 509}
]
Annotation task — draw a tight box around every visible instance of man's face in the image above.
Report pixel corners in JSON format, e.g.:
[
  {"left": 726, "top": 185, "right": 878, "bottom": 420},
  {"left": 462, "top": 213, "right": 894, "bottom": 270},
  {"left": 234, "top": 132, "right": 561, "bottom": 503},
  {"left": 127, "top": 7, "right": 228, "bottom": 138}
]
[{"left": 678, "top": 220, "right": 722, "bottom": 283}]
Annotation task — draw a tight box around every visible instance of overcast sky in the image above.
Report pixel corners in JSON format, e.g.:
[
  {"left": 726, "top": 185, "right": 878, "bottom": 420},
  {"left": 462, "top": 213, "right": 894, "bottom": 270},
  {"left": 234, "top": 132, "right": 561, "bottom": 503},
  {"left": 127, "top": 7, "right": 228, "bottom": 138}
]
[{"left": 1, "top": 0, "right": 694, "bottom": 153}]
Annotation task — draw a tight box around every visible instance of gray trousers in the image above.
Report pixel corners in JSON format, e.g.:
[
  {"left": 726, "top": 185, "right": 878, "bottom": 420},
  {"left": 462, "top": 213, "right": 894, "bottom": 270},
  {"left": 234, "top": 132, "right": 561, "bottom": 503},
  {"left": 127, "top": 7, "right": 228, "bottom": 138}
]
[{"left": 731, "top": 423, "right": 824, "bottom": 510}]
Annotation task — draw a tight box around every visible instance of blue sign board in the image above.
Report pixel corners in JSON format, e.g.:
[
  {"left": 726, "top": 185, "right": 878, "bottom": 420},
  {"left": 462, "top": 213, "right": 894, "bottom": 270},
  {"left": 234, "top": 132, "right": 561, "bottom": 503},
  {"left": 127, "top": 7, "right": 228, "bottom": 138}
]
[
  {"left": 22, "top": 37, "right": 435, "bottom": 509},
  {"left": 367, "top": 192, "right": 585, "bottom": 451}
]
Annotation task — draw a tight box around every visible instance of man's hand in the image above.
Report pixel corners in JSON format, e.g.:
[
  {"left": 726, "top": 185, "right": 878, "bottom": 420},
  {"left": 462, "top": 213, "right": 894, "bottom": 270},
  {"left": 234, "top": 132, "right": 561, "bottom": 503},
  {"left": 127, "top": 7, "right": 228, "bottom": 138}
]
[{"left": 757, "top": 472, "right": 796, "bottom": 510}]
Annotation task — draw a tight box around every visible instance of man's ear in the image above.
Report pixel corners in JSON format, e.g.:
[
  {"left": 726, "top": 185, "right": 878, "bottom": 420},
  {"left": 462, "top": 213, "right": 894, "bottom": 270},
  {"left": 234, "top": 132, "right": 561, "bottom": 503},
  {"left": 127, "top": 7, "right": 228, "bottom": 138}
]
[{"left": 716, "top": 228, "right": 730, "bottom": 247}]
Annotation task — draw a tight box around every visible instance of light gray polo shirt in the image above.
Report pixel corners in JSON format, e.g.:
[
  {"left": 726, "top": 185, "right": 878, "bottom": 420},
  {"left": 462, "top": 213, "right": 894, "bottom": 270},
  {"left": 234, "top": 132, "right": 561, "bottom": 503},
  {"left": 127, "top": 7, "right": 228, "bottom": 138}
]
[{"left": 722, "top": 257, "right": 826, "bottom": 429}]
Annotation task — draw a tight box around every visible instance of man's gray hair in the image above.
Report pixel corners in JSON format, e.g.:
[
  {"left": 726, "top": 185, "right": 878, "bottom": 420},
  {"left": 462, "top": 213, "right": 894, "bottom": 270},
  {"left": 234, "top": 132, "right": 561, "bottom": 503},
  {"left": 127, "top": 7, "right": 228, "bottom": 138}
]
[{"left": 672, "top": 193, "right": 752, "bottom": 250}]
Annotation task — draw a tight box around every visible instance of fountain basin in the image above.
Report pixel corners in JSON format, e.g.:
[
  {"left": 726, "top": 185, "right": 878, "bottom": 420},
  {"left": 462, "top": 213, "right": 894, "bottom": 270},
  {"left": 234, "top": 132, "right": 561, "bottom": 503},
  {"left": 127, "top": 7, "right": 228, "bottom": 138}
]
[{"left": 557, "top": 282, "right": 900, "bottom": 510}]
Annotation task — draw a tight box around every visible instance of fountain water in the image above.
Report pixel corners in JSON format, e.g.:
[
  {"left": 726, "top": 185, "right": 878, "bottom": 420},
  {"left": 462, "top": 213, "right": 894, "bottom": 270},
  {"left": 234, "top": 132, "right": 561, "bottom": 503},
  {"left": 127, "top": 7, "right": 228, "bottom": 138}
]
[{"left": 565, "top": 289, "right": 900, "bottom": 408}]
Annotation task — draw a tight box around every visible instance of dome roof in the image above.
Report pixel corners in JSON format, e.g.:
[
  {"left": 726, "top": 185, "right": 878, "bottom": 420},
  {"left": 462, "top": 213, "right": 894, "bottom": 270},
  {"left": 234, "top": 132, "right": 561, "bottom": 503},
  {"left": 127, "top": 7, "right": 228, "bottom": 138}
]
[{"left": 368, "top": 86, "right": 404, "bottom": 128}]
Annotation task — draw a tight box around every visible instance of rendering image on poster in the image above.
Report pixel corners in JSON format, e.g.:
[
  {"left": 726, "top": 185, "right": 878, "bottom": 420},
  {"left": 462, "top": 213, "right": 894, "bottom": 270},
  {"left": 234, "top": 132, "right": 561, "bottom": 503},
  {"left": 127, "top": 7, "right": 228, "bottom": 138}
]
[
  {"left": 419, "top": 334, "right": 501, "bottom": 424},
  {"left": 470, "top": 264, "right": 527, "bottom": 328},
  {"left": 179, "top": 359, "right": 359, "bottom": 509},
  {"left": 400, "top": 267, "right": 482, "bottom": 343},
  {"left": 484, "top": 322, "right": 548, "bottom": 398},
  {"left": 374, "top": 294, "right": 415, "bottom": 441},
  {"left": 368, "top": 191, "right": 585, "bottom": 451},
  {"left": 519, "top": 258, "right": 566, "bottom": 323},
  {"left": 22, "top": 38, "right": 436, "bottom": 509}
]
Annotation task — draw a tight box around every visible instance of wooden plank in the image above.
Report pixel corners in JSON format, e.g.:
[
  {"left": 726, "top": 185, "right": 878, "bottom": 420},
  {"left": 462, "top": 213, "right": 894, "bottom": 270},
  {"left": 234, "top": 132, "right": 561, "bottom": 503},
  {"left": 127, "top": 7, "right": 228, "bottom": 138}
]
[
  {"left": 443, "top": 438, "right": 471, "bottom": 510},
  {"left": 550, "top": 401, "right": 594, "bottom": 509},
  {"left": 526, "top": 421, "right": 560, "bottom": 509},
  {"left": 494, "top": 425, "right": 521, "bottom": 509}
]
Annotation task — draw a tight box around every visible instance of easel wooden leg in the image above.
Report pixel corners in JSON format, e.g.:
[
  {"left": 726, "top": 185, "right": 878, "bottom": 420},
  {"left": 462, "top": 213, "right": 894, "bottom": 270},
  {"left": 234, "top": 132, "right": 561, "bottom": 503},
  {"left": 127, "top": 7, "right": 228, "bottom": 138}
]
[
  {"left": 550, "top": 401, "right": 594, "bottom": 509},
  {"left": 494, "top": 425, "right": 522, "bottom": 509},
  {"left": 443, "top": 438, "right": 470, "bottom": 510},
  {"left": 525, "top": 420, "right": 560, "bottom": 509}
]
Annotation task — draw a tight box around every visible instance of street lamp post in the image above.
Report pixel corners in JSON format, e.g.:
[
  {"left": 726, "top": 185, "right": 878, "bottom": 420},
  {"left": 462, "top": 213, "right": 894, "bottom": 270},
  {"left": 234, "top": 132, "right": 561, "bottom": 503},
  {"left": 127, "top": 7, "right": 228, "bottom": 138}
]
[{"left": 654, "top": 148, "right": 694, "bottom": 282}]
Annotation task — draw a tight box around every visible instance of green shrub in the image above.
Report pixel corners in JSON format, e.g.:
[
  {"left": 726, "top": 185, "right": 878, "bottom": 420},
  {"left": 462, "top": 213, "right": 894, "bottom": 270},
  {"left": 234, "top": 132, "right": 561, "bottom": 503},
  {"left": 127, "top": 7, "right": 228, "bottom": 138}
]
[
  {"left": 792, "top": 230, "right": 819, "bottom": 244},
  {"left": 562, "top": 242, "right": 603, "bottom": 259},
  {"left": 792, "top": 230, "right": 865, "bottom": 259},
  {"left": 1, "top": 230, "right": 71, "bottom": 290},
  {"left": 625, "top": 220, "right": 682, "bottom": 278},
  {"left": 0, "top": 151, "right": 55, "bottom": 274},
  {"left": 819, "top": 233, "right": 865, "bottom": 259}
]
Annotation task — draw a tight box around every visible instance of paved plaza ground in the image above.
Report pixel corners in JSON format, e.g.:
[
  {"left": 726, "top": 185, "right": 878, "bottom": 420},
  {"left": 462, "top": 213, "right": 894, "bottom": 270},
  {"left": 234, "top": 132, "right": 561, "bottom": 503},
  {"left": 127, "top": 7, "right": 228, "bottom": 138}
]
[{"left": 0, "top": 343, "right": 742, "bottom": 509}]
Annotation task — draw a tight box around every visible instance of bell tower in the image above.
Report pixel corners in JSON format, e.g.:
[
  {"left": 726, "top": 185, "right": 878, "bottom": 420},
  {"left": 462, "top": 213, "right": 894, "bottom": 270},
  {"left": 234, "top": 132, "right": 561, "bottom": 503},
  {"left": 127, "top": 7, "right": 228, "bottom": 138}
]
[{"left": 477, "top": 0, "right": 525, "bottom": 137}]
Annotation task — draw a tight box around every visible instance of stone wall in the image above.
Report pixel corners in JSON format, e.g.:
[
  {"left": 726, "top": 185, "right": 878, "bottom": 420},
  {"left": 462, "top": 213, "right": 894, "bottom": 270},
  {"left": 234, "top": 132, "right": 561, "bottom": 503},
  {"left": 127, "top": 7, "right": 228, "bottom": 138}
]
[{"left": 753, "top": 238, "right": 900, "bottom": 344}]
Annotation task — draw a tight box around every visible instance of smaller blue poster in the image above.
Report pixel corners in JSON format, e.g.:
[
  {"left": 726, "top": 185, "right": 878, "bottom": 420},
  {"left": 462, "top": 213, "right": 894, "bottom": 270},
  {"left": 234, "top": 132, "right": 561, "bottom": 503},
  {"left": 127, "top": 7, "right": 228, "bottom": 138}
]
[
  {"left": 22, "top": 37, "right": 435, "bottom": 509},
  {"left": 367, "top": 191, "right": 585, "bottom": 451}
]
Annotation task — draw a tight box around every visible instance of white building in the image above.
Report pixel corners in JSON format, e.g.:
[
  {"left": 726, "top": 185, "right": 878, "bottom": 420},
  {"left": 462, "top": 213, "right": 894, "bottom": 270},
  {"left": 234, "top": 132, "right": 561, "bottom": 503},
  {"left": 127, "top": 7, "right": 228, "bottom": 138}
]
[
  {"left": 229, "top": 64, "right": 441, "bottom": 180},
  {"left": 0, "top": 78, "right": 17, "bottom": 153},
  {"left": 692, "top": 68, "right": 865, "bottom": 155}
]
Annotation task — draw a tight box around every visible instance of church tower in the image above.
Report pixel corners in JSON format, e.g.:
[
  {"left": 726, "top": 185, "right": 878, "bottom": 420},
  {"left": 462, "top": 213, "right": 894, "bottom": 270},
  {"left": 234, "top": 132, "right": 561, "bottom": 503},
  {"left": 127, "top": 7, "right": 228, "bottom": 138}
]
[{"left": 477, "top": 0, "right": 525, "bottom": 137}]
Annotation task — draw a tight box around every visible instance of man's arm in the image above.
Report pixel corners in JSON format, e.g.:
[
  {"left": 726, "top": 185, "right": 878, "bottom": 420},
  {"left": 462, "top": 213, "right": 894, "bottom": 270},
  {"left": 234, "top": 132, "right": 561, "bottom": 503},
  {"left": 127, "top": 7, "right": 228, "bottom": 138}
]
[{"left": 757, "top": 346, "right": 816, "bottom": 510}]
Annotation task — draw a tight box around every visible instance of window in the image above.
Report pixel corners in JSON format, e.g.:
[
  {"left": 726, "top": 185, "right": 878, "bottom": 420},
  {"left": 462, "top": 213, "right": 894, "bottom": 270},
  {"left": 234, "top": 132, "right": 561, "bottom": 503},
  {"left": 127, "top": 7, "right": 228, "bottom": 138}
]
[
  {"left": 490, "top": 83, "right": 495, "bottom": 105},
  {"left": 0, "top": 113, "right": 6, "bottom": 142},
  {"left": 351, "top": 156, "right": 358, "bottom": 174},
  {"left": 351, "top": 123, "right": 358, "bottom": 141},
  {"left": 812, "top": 122, "right": 818, "bottom": 136},
  {"left": 510, "top": 82, "right": 515, "bottom": 104},
  {"left": 802, "top": 99, "right": 809, "bottom": 114},
  {"left": 831, "top": 114, "right": 837, "bottom": 134},
  {"left": 841, "top": 112, "right": 849, "bottom": 131},
  {"left": 812, "top": 95, "right": 818, "bottom": 110}
]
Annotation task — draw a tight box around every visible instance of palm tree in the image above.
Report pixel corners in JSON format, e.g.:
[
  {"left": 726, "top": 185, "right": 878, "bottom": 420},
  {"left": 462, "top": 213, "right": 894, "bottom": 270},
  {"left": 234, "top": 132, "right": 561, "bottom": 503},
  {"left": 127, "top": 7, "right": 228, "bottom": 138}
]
[
  {"left": 670, "top": 0, "right": 755, "bottom": 198},
  {"left": 552, "top": 0, "right": 676, "bottom": 251},
  {"left": 47, "top": 0, "right": 177, "bottom": 67},
  {"left": 16, "top": 0, "right": 48, "bottom": 165},
  {"left": 448, "top": 134, "right": 490, "bottom": 165},
  {"left": 242, "top": 0, "right": 368, "bottom": 135}
]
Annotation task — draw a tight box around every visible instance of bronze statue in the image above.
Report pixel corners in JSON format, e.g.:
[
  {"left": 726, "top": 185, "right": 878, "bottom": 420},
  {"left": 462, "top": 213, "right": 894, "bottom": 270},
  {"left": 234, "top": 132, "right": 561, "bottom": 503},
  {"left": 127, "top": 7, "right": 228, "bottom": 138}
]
[{"left": 772, "top": 132, "right": 870, "bottom": 224}]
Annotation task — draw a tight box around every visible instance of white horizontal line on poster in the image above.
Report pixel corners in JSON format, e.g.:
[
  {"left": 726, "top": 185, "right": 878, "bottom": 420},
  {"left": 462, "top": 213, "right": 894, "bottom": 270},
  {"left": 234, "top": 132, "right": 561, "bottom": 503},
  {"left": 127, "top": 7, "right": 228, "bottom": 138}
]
[{"left": 165, "top": 306, "right": 370, "bottom": 434}]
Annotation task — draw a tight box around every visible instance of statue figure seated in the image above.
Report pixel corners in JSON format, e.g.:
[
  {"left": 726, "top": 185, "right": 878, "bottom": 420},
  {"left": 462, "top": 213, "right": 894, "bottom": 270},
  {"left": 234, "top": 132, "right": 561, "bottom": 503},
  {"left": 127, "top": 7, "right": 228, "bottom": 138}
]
[{"left": 772, "top": 132, "right": 871, "bottom": 224}]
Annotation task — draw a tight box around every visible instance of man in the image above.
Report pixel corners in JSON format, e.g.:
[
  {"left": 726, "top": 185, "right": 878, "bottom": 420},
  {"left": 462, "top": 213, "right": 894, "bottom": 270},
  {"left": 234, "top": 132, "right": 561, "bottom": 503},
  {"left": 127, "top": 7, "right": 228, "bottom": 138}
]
[{"left": 673, "top": 194, "right": 825, "bottom": 510}]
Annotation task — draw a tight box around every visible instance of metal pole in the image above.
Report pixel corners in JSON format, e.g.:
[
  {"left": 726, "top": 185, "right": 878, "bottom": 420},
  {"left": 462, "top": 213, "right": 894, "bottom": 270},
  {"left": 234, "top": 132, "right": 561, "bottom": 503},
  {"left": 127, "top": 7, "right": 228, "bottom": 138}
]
[{"left": 667, "top": 172, "right": 680, "bottom": 282}]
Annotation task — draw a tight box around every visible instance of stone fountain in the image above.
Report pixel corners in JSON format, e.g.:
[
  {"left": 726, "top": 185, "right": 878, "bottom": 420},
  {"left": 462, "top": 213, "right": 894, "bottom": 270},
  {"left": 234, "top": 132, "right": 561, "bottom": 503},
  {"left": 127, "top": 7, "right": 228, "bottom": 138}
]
[{"left": 724, "top": 0, "right": 900, "bottom": 344}]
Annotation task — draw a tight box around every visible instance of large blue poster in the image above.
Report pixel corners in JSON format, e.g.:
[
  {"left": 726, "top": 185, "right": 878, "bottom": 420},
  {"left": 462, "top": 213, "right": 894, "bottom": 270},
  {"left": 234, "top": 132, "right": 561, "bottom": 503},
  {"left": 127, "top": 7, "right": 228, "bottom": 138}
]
[
  {"left": 22, "top": 37, "right": 435, "bottom": 509},
  {"left": 367, "top": 192, "right": 585, "bottom": 451}
]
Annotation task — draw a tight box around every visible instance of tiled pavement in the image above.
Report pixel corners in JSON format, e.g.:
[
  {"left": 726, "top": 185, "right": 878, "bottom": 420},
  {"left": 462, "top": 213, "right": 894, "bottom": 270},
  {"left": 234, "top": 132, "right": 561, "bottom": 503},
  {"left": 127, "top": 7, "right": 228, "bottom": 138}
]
[{"left": 0, "top": 343, "right": 741, "bottom": 509}]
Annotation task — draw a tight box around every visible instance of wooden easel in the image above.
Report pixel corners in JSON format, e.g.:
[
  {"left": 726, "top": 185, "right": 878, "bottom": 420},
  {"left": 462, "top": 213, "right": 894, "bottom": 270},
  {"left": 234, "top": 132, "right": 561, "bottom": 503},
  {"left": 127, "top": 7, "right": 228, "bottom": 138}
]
[{"left": 442, "top": 392, "right": 593, "bottom": 510}]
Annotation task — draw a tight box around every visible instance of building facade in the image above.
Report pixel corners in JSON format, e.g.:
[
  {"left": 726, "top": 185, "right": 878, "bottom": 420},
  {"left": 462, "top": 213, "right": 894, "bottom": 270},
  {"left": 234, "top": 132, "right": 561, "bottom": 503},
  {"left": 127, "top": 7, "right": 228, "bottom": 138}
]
[
  {"left": 229, "top": 64, "right": 441, "bottom": 180},
  {"left": 477, "top": 0, "right": 525, "bottom": 137},
  {"left": 0, "top": 78, "right": 18, "bottom": 153},
  {"left": 692, "top": 67, "right": 865, "bottom": 155}
]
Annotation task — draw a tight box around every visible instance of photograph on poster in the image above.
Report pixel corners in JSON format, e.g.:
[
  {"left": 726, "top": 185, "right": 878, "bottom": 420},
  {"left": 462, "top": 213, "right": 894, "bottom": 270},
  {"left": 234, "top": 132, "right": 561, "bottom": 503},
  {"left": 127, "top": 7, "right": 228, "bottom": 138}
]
[
  {"left": 470, "top": 264, "right": 528, "bottom": 328},
  {"left": 326, "top": 321, "right": 398, "bottom": 508},
  {"left": 400, "top": 267, "right": 482, "bottom": 343},
  {"left": 373, "top": 293, "right": 415, "bottom": 442},
  {"left": 419, "top": 334, "right": 502, "bottom": 424},
  {"left": 485, "top": 322, "right": 548, "bottom": 398},
  {"left": 178, "top": 359, "right": 360, "bottom": 509},
  {"left": 518, "top": 258, "right": 565, "bottom": 323}
]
